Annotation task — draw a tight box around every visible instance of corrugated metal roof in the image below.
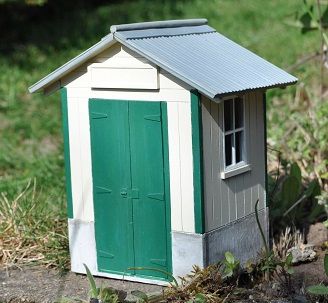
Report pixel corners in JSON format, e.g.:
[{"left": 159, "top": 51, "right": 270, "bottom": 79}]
[
  {"left": 29, "top": 19, "right": 297, "bottom": 96},
  {"left": 115, "top": 24, "right": 297, "bottom": 98}
]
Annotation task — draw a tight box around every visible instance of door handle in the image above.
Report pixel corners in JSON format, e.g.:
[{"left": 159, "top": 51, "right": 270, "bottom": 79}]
[
  {"left": 120, "top": 190, "right": 128, "bottom": 197},
  {"left": 120, "top": 188, "right": 139, "bottom": 198}
]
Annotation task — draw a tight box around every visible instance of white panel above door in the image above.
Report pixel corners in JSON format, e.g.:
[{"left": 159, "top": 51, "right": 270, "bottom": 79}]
[{"left": 89, "top": 64, "right": 159, "bottom": 90}]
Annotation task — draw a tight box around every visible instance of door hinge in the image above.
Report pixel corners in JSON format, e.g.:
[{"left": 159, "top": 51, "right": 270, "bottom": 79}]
[
  {"left": 91, "top": 112, "right": 108, "bottom": 119},
  {"left": 95, "top": 186, "right": 112, "bottom": 194},
  {"left": 147, "top": 192, "right": 164, "bottom": 201},
  {"left": 144, "top": 114, "right": 161, "bottom": 122}
]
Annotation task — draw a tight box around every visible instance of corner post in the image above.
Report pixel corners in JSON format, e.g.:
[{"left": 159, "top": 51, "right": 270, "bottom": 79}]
[
  {"left": 60, "top": 87, "right": 73, "bottom": 218},
  {"left": 190, "top": 90, "right": 205, "bottom": 234}
]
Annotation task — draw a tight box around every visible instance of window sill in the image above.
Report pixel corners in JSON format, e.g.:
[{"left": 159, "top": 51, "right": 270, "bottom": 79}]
[{"left": 220, "top": 164, "right": 251, "bottom": 180}]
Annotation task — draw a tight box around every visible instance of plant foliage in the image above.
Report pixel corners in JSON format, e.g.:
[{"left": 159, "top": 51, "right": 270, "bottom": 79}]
[{"left": 268, "top": 161, "right": 322, "bottom": 234}]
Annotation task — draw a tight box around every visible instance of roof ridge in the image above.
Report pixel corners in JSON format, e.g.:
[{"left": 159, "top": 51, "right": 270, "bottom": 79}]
[
  {"left": 123, "top": 30, "right": 216, "bottom": 40},
  {"left": 110, "top": 19, "right": 207, "bottom": 33}
]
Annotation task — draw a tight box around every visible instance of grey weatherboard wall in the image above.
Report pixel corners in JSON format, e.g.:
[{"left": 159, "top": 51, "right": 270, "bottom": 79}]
[{"left": 201, "top": 90, "right": 266, "bottom": 232}]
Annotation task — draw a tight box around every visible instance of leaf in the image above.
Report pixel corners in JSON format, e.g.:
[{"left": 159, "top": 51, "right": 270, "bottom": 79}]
[
  {"left": 324, "top": 254, "right": 328, "bottom": 278},
  {"left": 308, "top": 203, "right": 325, "bottom": 223},
  {"left": 304, "top": 180, "right": 320, "bottom": 198},
  {"left": 261, "top": 264, "right": 276, "bottom": 271},
  {"left": 321, "top": 171, "right": 328, "bottom": 179},
  {"left": 131, "top": 290, "right": 149, "bottom": 302},
  {"left": 307, "top": 284, "right": 328, "bottom": 295},
  {"left": 83, "top": 263, "right": 98, "bottom": 298},
  {"left": 99, "top": 287, "right": 119, "bottom": 303},
  {"left": 286, "top": 253, "right": 293, "bottom": 266},
  {"left": 281, "top": 176, "right": 300, "bottom": 207},
  {"left": 223, "top": 269, "right": 233, "bottom": 279},
  {"left": 245, "top": 259, "right": 255, "bottom": 274},
  {"left": 321, "top": 6, "right": 328, "bottom": 26},
  {"left": 147, "top": 293, "right": 164, "bottom": 302},
  {"left": 299, "top": 10, "right": 313, "bottom": 32},
  {"left": 225, "top": 251, "right": 235, "bottom": 264},
  {"left": 195, "top": 293, "right": 207, "bottom": 303},
  {"left": 290, "top": 163, "right": 302, "bottom": 185}
]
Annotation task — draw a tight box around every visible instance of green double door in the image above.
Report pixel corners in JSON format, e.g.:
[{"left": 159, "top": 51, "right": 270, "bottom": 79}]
[{"left": 89, "top": 99, "right": 171, "bottom": 280}]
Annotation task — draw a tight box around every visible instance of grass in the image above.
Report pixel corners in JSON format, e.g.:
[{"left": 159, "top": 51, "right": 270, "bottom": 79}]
[
  {"left": 0, "top": 179, "right": 69, "bottom": 270},
  {"left": 0, "top": 0, "right": 324, "bottom": 269}
]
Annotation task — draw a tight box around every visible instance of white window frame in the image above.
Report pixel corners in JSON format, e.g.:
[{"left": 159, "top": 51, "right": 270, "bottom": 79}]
[{"left": 220, "top": 95, "right": 251, "bottom": 179}]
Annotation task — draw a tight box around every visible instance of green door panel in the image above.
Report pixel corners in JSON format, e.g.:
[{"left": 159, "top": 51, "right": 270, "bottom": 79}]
[
  {"left": 89, "top": 99, "right": 171, "bottom": 281},
  {"left": 89, "top": 99, "right": 134, "bottom": 275},
  {"left": 129, "top": 101, "right": 168, "bottom": 279}
]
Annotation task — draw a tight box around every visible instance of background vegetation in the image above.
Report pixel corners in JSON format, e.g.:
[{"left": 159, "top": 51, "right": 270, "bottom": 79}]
[{"left": 0, "top": 0, "right": 326, "bottom": 269}]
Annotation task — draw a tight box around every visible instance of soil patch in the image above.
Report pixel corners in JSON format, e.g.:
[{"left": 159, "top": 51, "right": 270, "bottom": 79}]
[
  {"left": 0, "top": 267, "right": 162, "bottom": 303},
  {"left": 0, "top": 250, "right": 328, "bottom": 303}
]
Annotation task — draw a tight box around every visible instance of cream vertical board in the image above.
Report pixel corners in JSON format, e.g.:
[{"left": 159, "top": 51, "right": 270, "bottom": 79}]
[
  {"left": 167, "top": 102, "right": 183, "bottom": 231},
  {"left": 67, "top": 99, "right": 84, "bottom": 220},
  {"left": 178, "top": 102, "right": 195, "bottom": 232},
  {"left": 77, "top": 95, "right": 94, "bottom": 221}
]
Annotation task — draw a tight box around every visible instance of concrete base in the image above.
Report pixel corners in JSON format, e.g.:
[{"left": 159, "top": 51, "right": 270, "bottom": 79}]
[
  {"left": 68, "top": 208, "right": 268, "bottom": 285},
  {"left": 204, "top": 207, "right": 269, "bottom": 265},
  {"left": 171, "top": 231, "right": 205, "bottom": 278},
  {"left": 68, "top": 219, "right": 98, "bottom": 274},
  {"left": 68, "top": 219, "right": 171, "bottom": 285}
]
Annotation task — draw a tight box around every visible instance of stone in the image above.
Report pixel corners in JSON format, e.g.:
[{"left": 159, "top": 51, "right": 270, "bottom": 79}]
[
  {"left": 287, "top": 244, "right": 316, "bottom": 264},
  {"left": 307, "top": 222, "right": 328, "bottom": 246},
  {"left": 291, "top": 295, "right": 308, "bottom": 303}
]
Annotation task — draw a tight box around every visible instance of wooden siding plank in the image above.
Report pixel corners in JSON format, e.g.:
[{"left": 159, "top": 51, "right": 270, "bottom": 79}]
[
  {"left": 202, "top": 97, "right": 214, "bottom": 231},
  {"left": 178, "top": 102, "right": 195, "bottom": 232},
  {"left": 218, "top": 101, "right": 230, "bottom": 226},
  {"left": 252, "top": 91, "right": 260, "bottom": 211},
  {"left": 244, "top": 93, "right": 253, "bottom": 216},
  {"left": 210, "top": 101, "right": 221, "bottom": 227},
  {"left": 67, "top": 99, "right": 84, "bottom": 220},
  {"left": 235, "top": 174, "right": 245, "bottom": 219},
  {"left": 78, "top": 97, "right": 94, "bottom": 221},
  {"left": 256, "top": 91, "right": 266, "bottom": 210},
  {"left": 167, "top": 102, "right": 183, "bottom": 231},
  {"left": 227, "top": 178, "right": 237, "bottom": 222},
  {"left": 263, "top": 92, "right": 268, "bottom": 208}
]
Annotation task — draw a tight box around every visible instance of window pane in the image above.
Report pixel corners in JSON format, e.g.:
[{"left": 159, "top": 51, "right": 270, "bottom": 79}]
[
  {"left": 224, "top": 99, "right": 233, "bottom": 131},
  {"left": 234, "top": 97, "right": 244, "bottom": 128},
  {"left": 225, "top": 134, "right": 233, "bottom": 166},
  {"left": 235, "top": 130, "right": 244, "bottom": 163}
]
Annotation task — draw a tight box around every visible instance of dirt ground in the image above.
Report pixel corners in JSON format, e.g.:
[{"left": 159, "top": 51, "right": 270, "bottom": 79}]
[
  {"left": 1, "top": 253, "right": 328, "bottom": 303},
  {"left": 293, "top": 250, "right": 328, "bottom": 287},
  {"left": 1, "top": 222, "right": 328, "bottom": 303},
  {"left": 0, "top": 267, "right": 163, "bottom": 303}
]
